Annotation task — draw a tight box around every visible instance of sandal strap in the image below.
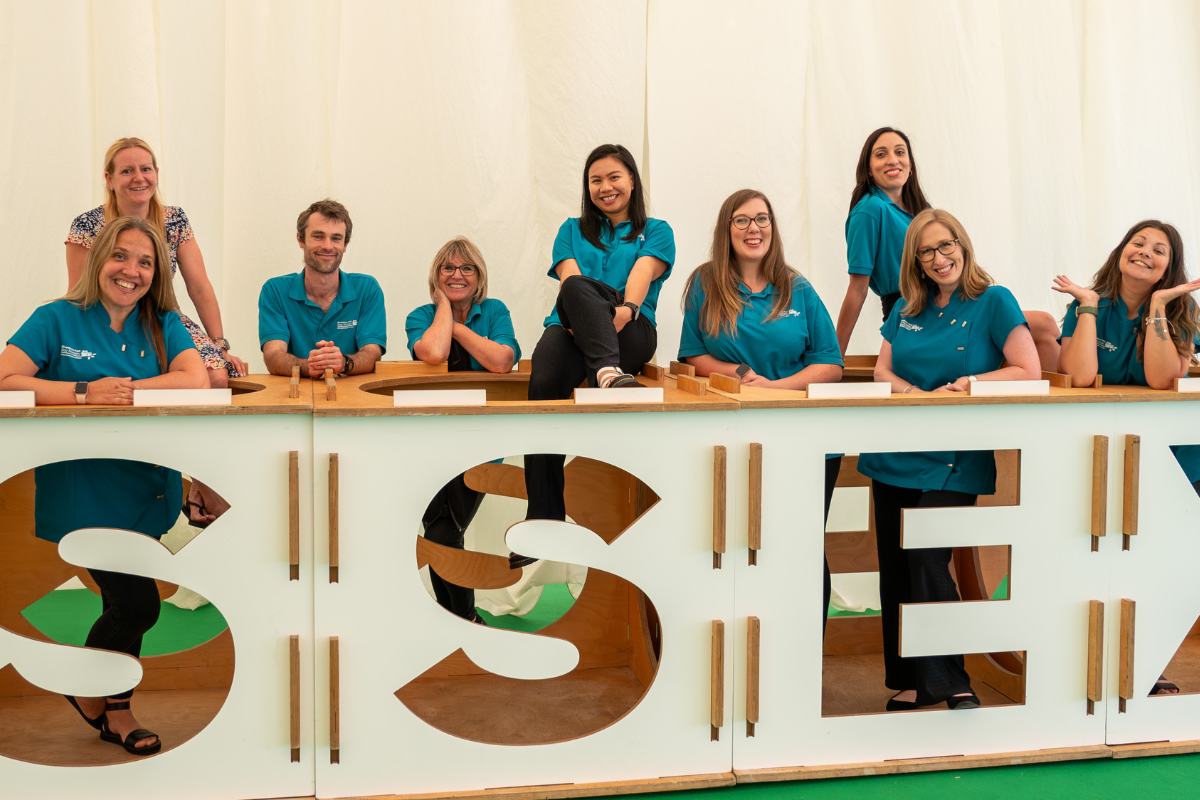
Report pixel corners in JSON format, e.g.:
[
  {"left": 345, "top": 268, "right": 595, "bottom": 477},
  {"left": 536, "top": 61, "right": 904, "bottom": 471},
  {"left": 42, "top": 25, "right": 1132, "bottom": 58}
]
[
  {"left": 105, "top": 700, "right": 132, "bottom": 711},
  {"left": 124, "top": 728, "right": 158, "bottom": 746}
]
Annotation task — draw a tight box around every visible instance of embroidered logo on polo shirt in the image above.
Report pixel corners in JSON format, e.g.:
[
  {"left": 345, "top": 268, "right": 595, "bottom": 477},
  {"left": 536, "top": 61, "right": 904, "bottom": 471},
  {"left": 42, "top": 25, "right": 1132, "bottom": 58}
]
[
  {"left": 61, "top": 346, "right": 96, "bottom": 360},
  {"left": 336, "top": 320, "right": 358, "bottom": 330},
  {"left": 899, "top": 320, "right": 923, "bottom": 332},
  {"left": 1097, "top": 338, "right": 1117, "bottom": 352},
  {"left": 638, "top": 233, "right": 645, "bottom": 243},
  {"left": 785, "top": 309, "right": 803, "bottom": 318}
]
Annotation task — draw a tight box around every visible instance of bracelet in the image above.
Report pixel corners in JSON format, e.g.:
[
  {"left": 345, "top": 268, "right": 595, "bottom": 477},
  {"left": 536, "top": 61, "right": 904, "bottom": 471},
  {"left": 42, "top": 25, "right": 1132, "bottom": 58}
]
[
  {"left": 1075, "top": 306, "right": 1098, "bottom": 317},
  {"left": 903, "top": 385, "right": 915, "bottom": 394}
]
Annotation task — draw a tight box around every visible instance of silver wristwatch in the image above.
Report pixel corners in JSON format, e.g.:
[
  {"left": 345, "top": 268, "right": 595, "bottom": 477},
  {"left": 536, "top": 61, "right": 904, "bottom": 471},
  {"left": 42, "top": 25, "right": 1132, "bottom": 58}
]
[{"left": 74, "top": 381, "right": 88, "bottom": 405}]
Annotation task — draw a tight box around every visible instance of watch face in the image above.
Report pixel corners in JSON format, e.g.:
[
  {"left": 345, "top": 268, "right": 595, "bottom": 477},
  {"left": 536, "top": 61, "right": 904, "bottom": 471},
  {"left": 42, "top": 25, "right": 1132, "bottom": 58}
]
[
  {"left": 736, "top": 364, "right": 750, "bottom": 377},
  {"left": 74, "top": 381, "right": 87, "bottom": 394}
]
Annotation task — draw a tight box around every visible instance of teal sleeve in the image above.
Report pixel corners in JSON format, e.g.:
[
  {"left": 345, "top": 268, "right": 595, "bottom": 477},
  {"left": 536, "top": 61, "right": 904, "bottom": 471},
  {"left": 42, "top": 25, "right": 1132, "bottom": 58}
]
[
  {"left": 355, "top": 277, "right": 387, "bottom": 354},
  {"left": 484, "top": 300, "right": 521, "bottom": 362},
  {"left": 637, "top": 219, "right": 676, "bottom": 280},
  {"left": 677, "top": 277, "right": 708, "bottom": 359},
  {"left": 549, "top": 219, "right": 576, "bottom": 279},
  {"left": 880, "top": 301, "right": 901, "bottom": 343},
  {"left": 8, "top": 304, "right": 56, "bottom": 368},
  {"left": 801, "top": 282, "right": 843, "bottom": 367},
  {"left": 258, "top": 280, "right": 291, "bottom": 349},
  {"left": 987, "top": 287, "right": 1028, "bottom": 351},
  {"left": 1060, "top": 299, "right": 1080, "bottom": 339},
  {"left": 846, "top": 210, "right": 880, "bottom": 276},
  {"left": 161, "top": 311, "right": 197, "bottom": 363},
  {"left": 404, "top": 304, "right": 436, "bottom": 359}
]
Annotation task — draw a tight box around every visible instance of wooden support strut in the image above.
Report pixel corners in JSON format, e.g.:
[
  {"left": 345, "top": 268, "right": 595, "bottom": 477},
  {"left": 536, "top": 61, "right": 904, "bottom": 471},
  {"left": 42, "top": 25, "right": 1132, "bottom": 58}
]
[
  {"left": 1119, "top": 598, "right": 1135, "bottom": 713},
  {"left": 711, "top": 620, "right": 725, "bottom": 740},
  {"left": 1087, "top": 600, "right": 1104, "bottom": 715},
  {"left": 713, "top": 446, "right": 727, "bottom": 569},
  {"left": 708, "top": 372, "right": 741, "bottom": 394},
  {"left": 290, "top": 635, "right": 301, "bottom": 762},
  {"left": 746, "top": 616, "right": 760, "bottom": 737},
  {"left": 328, "top": 454, "right": 339, "bottom": 583},
  {"left": 641, "top": 362, "right": 665, "bottom": 381},
  {"left": 289, "top": 451, "right": 300, "bottom": 581},
  {"left": 289, "top": 365, "right": 301, "bottom": 398},
  {"left": 676, "top": 373, "right": 706, "bottom": 396},
  {"left": 324, "top": 367, "right": 337, "bottom": 401},
  {"left": 330, "top": 636, "right": 340, "bottom": 764},
  {"left": 1091, "top": 435, "right": 1108, "bottom": 551},
  {"left": 669, "top": 360, "right": 696, "bottom": 377},
  {"left": 1123, "top": 434, "right": 1139, "bottom": 550},
  {"left": 748, "top": 444, "right": 763, "bottom": 565}
]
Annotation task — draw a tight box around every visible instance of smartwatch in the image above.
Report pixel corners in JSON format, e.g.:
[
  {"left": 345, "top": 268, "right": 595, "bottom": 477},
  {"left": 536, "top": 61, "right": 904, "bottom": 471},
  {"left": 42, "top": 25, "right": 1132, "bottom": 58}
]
[
  {"left": 735, "top": 363, "right": 751, "bottom": 378},
  {"left": 1076, "top": 306, "right": 1098, "bottom": 318},
  {"left": 74, "top": 381, "right": 88, "bottom": 405},
  {"left": 214, "top": 336, "right": 231, "bottom": 351},
  {"left": 342, "top": 355, "right": 354, "bottom": 376},
  {"left": 619, "top": 301, "right": 640, "bottom": 321}
]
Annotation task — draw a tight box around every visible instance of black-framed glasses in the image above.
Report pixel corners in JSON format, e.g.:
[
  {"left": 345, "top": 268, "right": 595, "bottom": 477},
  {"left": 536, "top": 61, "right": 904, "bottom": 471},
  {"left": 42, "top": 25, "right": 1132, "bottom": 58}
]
[
  {"left": 731, "top": 214, "right": 772, "bottom": 230},
  {"left": 439, "top": 264, "right": 477, "bottom": 276},
  {"left": 916, "top": 239, "right": 959, "bottom": 263}
]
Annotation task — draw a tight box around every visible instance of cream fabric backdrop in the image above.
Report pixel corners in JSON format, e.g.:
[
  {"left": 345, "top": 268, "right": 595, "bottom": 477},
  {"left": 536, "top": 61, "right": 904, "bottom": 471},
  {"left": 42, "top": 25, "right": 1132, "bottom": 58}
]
[{"left": 1, "top": 0, "right": 1198, "bottom": 369}]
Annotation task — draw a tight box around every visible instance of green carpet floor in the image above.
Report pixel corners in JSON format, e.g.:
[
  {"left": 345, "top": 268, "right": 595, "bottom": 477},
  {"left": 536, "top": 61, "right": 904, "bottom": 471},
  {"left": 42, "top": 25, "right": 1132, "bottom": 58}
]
[{"left": 477, "top": 583, "right": 576, "bottom": 631}]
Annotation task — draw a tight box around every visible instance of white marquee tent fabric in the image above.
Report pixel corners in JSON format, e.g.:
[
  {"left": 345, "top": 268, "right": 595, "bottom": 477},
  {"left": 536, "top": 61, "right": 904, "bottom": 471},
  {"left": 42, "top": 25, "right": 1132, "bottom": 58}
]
[{"left": 1, "top": 0, "right": 1198, "bottom": 367}]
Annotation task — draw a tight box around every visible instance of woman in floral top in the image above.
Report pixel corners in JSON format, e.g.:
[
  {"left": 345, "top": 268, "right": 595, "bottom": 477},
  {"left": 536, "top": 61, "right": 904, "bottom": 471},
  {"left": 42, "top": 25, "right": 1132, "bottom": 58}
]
[{"left": 65, "top": 136, "right": 241, "bottom": 526}]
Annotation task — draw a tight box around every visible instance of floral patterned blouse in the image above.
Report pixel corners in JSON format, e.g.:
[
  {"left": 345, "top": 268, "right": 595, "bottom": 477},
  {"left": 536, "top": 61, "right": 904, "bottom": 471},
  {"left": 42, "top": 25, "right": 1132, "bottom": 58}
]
[{"left": 66, "top": 205, "right": 194, "bottom": 277}]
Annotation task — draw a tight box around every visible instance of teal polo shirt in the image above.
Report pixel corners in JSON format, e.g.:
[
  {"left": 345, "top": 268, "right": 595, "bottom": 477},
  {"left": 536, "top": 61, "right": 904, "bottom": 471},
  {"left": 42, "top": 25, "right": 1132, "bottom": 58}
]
[
  {"left": 1062, "top": 297, "right": 1200, "bottom": 482},
  {"left": 8, "top": 300, "right": 195, "bottom": 543},
  {"left": 857, "top": 286, "right": 1027, "bottom": 495},
  {"left": 846, "top": 186, "right": 913, "bottom": 297},
  {"left": 258, "top": 270, "right": 387, "bottom": 356},
  {"left": 405, "top": 297, "right": 522, "bottom": 371},
  {"left": 545, "top": 217, "right": 675, "bottom": 328}
]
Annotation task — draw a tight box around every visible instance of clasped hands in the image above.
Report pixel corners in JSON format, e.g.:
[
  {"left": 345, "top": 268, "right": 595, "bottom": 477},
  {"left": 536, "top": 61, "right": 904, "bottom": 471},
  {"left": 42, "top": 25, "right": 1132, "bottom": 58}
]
[{"left": 307, "top": 341, "right": 346, "bottom": 378}]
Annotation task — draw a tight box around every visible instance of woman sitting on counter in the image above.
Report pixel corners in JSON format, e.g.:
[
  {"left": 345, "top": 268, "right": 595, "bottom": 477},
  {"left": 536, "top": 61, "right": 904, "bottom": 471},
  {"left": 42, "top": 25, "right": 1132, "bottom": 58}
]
[
  {"left": 857, "top": 208, "right": 1040, "bottom": 712},
  {"left": 406, "top": 237, "right": 520, "bottom": 623},
  {"left": 1053, "top": 219, "right": 1200, "bottom": 695},
  {"left": 678, "top": 188, "right": 843, "bottom": 633},
  {"left": 0, "top": 215, "right": 208, "bottom": 755}
]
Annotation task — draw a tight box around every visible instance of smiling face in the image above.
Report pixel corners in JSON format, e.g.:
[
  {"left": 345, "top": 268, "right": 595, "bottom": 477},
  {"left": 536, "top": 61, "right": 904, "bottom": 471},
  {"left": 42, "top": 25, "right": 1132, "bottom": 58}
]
[
  {"left": 298, "top": 212, "right": 348, "bottom": 275},
  {"left": 729, "top": 198, "right": 773, "bottom": 270},
  {"left": 869, "top": 132, "right": 910, "bottom": 197},
  {"left": 437, "top": 253, "right": 479, "bottom": 304},
  {"left": 98, "top": 229, "right": 156, "bottom": 313},
  {"left": 1118, "top": 227, "right": 1171, "bottom": 289},
  {"left": 104, "top": 147, "right": 159, "bottom": 211},
  {"left": 917, "top": 221, "right": 963, "bottom": 292},
  {"left": 587, "top": 156, "right": 634, "bottom": 223}
]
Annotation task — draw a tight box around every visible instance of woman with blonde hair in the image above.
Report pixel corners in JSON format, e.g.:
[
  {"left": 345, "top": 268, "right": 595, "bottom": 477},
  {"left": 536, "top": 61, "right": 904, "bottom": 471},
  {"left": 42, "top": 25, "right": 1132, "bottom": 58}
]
[
  {"left": 405, "top": 236, "right": 520, "bottom": 622},
  {"left": 858, "top": 208, "right": 1040, "bottom": 711},
  {"left": 67, "top": 136, "right": 242, "bottom": 525},
  {"left": 1, "top": 215, "right": 208, "bottom": 754}
]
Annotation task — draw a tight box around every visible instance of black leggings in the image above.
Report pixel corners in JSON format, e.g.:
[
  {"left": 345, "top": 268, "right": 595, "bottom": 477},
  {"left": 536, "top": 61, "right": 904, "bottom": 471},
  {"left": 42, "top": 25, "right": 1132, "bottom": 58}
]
[
  {"left": 422, "top": 473, "right": 485, "bottom": 621},
  {"left": 870, "top": 480, "right": 977, "bottom": 704},
  {"left": 525, "top": 275, "right": 657, "bottom": 521},
  {"left": 821, "top": 456, "right": 841, "bottom": 638},
  {"left": 86, "top": 568, "right": 161, "bottom": 700}
]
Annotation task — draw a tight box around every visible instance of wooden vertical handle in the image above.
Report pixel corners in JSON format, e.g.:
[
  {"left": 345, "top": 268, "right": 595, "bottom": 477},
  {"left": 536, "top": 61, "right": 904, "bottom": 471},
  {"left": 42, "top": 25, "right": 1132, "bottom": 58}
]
[
  {"left": 711, "top": 620, "right": 725, "bottom": 740},
  {"left": 329, "top": 636, "right": 340, "bottom": 764},
  {"left": 289, "top": 451, "right": 300, "bottom": 581},
  {"left": 329, "top": 454, "right": 340, "bottom": 583},
  {"left": 746, "top": 616, "right": 760, "bottom": 736},
  {"left": 289, "top": 365, "right": 301, "bottom": 399},
  {"left": 1123, "top": 435, "right": 1140, "bottom": 545},
  {"left": 748, "top": 444, "right": 762, "bottom": 565},
  {"left": 1091, "top": 435, "right": 1108, "bottom": 548},
  {"left": 324, "top": 367, "right": 337, "bottom": 401},
  {"left": 713, "top": 446, "right": 727, "bottom": 568},
  {"left": 1119, "top": 598, "right": 1135, "bottom": 710},
  {"left": 1087, "top": 600, "right": 1104, "bottom": 714},
  {"left": 289, "top": 635, "right": 301, "bottom": 762}
]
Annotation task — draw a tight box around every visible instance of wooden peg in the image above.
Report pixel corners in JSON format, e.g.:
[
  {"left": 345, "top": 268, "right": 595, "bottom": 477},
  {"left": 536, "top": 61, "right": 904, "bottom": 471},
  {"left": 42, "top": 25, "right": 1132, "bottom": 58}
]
[
  {"left": 289, "top": 365, "right": 301, "bottom": 399},
  {"left": 748, "top": 444, "right": 763, "bottom": 565},
  {"left": 330, "top": 636, "right": 340, "bottom": 764},
  {"left": 711, "top": 620, "right": 725, "bottom": 740},
  {"left": 708, "top": 372, "right": 741, "bottom": 394},
  {"left": 289, "top": 451, "right": 300, "bottom": 581},
  {"left": 328, "top": 454, "right": 339, "bottom": 583},
  {"left": 713, "top": 446, "right": 727, "bottom": 569},
  {"left": 641, "top": 362, "right": 665, "bottom": 381},
  {"left": 747, "top": 616, "right": 760, "bottom": 737},
  {"left": 676, "top": 373, "right": 706, "bottom": 396},
  {"left": 669, "top": 360, "right": 696, "bottom": 377},
  {"left": 1087, "top": 600, "right": 1104, "bottom": 715},
  {"left": 1091, "top": 435, "right": 1108, "bottom": 551},
  {"left": 516, "top": 359, "right": 532, "bottom": 373},
  {"left": 324, "top": 367, "right": 337, "bottom": 401},
  {"left": 1123, "top": 434, "right": 1139, "bottom": 549},
  {"left": 289, "top": 635, "right": 300, "bottom": 762},
  {"left": 1092, "top": 374, "right": 1103, "bottom": 389},
  {"left": 1041, "top": 370, "right": 1072, "bottom": 389},
  {"left": 1119, "top": 598, "right": 1135, "bottom": 713}
]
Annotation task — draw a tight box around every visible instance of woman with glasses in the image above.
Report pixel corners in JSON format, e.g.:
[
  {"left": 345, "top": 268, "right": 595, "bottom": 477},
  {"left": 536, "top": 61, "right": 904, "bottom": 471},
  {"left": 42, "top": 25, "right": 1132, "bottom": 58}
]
[
  {"left": 406, "top": 236, "right": 521, "bottom": 623},
  {"left": 1053, "top": 220, "right": 1200, "bottom": 695},
  {"left": 679, "top": 189, "right": 843, "bottom": 634},
  {"left": 857, "top": 209, "right": 1040, "bottom": 712}
]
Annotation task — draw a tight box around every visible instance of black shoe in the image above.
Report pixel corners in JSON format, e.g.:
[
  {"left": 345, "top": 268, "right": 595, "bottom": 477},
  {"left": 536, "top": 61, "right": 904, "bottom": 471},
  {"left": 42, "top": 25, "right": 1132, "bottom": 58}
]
[
  {"left": 607, "top": 373, "right": 645, "bottom": 389},
  {"left": 471, "top": 613, "right": 488, "bottom": 626},
  {"left": 1150, "top": 675, "right": 1180, "bottom": 695},
  {"left": 508, "top": 552, "right": 537, "bottom": 569},
  {"left": 947, "top": 692, "right": 981, "bottom": 710},
  {"left": 885, "top": 693, "right": 920, "bottom": 712}
]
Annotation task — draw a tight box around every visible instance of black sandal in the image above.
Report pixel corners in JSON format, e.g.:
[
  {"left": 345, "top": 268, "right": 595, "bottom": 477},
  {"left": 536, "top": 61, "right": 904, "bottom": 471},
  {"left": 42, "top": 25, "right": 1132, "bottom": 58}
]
[
  {"left": 1151, "top": 675, "right": 1180, "bottom": 695},
  {"left": 183, "top": 498, "right": 213, "bottom": 529},
  {"left": 100, "top": 700, "right": 161, "bottom": 756},
  {"left": 64, "top": 695, "right": 106, "bottom": 731},
  {"left": 947, "top": 692, "right": 981, "bottom": 710}
]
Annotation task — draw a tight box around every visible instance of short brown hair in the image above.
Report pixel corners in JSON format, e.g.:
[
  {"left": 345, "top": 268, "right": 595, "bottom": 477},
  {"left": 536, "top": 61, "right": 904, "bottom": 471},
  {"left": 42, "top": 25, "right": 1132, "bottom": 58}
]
[{"left": 297, "top": 199, "right": 353, "bottom": 245}]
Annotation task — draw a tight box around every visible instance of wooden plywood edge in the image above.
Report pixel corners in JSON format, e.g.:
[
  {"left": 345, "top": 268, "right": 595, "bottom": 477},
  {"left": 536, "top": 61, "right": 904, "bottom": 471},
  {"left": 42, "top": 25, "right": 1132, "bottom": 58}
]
[
  {"left": 1111, "top": 739, "right": 1200, "bottom": 758},
  {"left": 733, "top": 745, "right": 1112, "bottom": 782},
  {"left": 335, "top": 773, "right": 736, "bottom": 800}
]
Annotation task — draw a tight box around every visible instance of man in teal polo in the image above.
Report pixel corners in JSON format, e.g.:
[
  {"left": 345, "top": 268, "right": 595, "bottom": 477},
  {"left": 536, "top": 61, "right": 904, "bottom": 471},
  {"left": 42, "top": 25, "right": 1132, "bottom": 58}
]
[{"left": 259, "top": 199, "right": 386, "bottom": 378}]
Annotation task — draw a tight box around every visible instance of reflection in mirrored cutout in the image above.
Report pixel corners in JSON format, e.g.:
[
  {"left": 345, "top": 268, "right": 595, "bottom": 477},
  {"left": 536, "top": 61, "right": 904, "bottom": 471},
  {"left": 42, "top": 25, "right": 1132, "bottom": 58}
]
[
  {"left": 400, "top": 454, "right": 662, "bottom": 744},
  {"left": 0, "top": 463, "right": 233, "bottom": 765},
  {"left": 822, "top": 451, "right": 1024, "bottom": 716}
]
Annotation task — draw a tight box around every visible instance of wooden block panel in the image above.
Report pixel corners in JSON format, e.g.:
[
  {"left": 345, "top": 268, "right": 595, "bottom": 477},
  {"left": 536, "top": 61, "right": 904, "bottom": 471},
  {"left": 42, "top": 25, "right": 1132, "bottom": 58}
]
[
  {"left": 823, "top": 614, "right": 883, "bottom": 656},
  {"left": 748, "top": 444, "right": 763, "bottom": 556},
  {"left": 1088, "top": 600, "right": 1104, "bottom": 704},
  {"left": 675, "top": 374, "right": 706, "bottom": 396},
  {"left": 746, "top": 616, "right": 760, "bottom": 727},
  {"left": 713, "top": 446, "right": 727, "bottom": 563},
  {"left": 825, "top": 529, "right": 878, "bottom": 573},
  {"left": 1123, "top": 435, "right": 1139, "bottom": 537},
  {"left": 415, "top": 537, "right": 521, "bottom": 590},
  {"left": 1119, "top": 598, "right": 1135, "bottom": 702},
  {"left": 708, "top": 372, "right": 741, "bottom": 394},
  {"left": 288, "top": 451, "right": 300, "bottom": 582},
  {"left": 669, "top": 360, "right": 695, "bottom": 377},
  {"left": 328, "top": 453, "right": 339, "bottom": 583},
  {"left": 640, "top": 363, "right": 665, "bottom": 381},
  {"left": 324, "top": 367, "right": 337, "bottom": 401},
  {"left": 1041, "top": 370, "right": 1072, "bottom": 389},
  {"left": 289, "top": 365, "right": 300, "bottom": 399},
  {"left": 1092, "top": 435, "right": 1108, "bottom": 541},
  {"left": 711, "top": 620, "right": 725, "bottom": 737},
  {"left": 330, "top": 636, "right": 340, "bottom": 764},
  {"left": 289, "top": 634, "right": 300, "bottom": 762}
]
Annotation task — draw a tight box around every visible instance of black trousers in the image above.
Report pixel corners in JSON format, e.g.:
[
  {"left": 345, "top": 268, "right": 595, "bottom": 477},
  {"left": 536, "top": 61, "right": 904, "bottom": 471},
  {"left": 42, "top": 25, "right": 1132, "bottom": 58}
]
[
  {"left": 525, "top": 275, "right": 657, "bottom": 521},
  {"left": 881, "top": 292, "right": 901, "bottom": 322},
  {"left": 85, "top": 568, "right": 162, "bottom": 700},
  {"left": 871, "top": 479, "right": 977, "bottom": 703},
  {"left": 821, "top": 456, "right": 841, "bottom": 638},
  {"left": 422, "top": 473, "right": 485, "bottom": 620}
]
